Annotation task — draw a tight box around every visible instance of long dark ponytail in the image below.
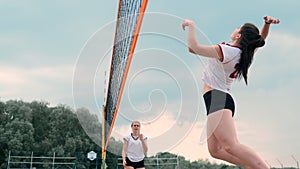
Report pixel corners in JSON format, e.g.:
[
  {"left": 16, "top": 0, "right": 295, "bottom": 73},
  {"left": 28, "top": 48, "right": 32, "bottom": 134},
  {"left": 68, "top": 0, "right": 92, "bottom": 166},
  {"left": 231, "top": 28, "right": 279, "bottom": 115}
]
[{"left": 237, "top": 23, "right": 265, "bottom": 84}]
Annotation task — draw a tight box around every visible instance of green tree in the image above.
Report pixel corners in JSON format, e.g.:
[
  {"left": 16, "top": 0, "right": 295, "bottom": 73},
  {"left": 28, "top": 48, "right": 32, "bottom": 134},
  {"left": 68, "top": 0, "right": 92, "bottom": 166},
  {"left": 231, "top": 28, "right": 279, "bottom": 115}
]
[
  {"left": 0, "top": 101, "right": 8, "bottom": 126},
  {"left": 29, "top": 101, "right": 51, "bottom": 145},
  {"left": 4, "top": 119, "right": 34, "bottom": 151},
  {"left": 0, "top": 101, "right": 8, "bottom": 165}
]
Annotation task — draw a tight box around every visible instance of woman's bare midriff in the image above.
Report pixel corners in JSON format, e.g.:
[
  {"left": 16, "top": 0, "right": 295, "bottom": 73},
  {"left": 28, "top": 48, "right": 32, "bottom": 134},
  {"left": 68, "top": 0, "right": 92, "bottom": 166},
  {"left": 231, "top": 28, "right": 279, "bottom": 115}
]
[{"left": 203, "top": 83, "right": 214, "bottom": 94}]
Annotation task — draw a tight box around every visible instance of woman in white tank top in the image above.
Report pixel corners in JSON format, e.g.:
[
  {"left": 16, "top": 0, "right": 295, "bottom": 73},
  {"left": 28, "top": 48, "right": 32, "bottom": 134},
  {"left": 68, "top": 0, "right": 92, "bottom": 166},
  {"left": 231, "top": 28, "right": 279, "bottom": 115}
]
[
  {"left": 122, "top": 121, "right": 148, "bottom": 169},
  {"left": 182, "top": 16, "right": 280, "bottom": 169}
]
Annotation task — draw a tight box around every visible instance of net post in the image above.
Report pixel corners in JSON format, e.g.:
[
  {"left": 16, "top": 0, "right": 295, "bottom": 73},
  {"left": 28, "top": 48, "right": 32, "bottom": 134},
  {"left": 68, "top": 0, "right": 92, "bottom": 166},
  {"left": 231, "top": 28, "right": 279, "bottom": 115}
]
[{"left": 101, "top": 105, "right": 107, "bottom": 169}]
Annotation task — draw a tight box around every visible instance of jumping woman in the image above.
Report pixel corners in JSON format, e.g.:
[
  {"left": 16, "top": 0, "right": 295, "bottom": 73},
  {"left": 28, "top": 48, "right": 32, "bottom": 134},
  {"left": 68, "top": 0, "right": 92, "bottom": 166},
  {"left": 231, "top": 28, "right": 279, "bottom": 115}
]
[{"left": 182, "top": 16, "right": 280, "bottom": 169}]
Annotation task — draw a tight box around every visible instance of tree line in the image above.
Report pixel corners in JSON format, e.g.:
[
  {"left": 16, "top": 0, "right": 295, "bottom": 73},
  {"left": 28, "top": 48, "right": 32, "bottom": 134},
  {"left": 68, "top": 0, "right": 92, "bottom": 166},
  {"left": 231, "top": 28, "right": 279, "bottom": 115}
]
[{"left": 0, "top": 100, "right": 294, "bottom": 169}]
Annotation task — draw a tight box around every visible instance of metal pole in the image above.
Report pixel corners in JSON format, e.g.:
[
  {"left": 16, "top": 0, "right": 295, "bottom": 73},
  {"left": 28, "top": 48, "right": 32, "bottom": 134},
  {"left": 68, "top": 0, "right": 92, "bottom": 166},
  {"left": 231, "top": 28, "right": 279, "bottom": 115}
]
[
  {"left": 52, "top": 152, "right": 55, "bottom": 169},
  {"left": 292, "top": 155, "right": 299, "bottom": 169},
  {"left": 101, "top": 105, "right": 107, "bottom": 169},
  {"left": 156, "top": 154, "right": 159, "bottom": 169},
  {"left": 7, "top": 151, "right": 11, "bottom": 169},
  {"left": 265, "top": 160, "right": 272, "bottom": 169},
  {"left": 176, "top": 154, "right": 179, "bottom": 169},
  {"left": 276, "top": 158, "right": 283, "bottom": 169},
  {"left": 30, "top": 152, "right": 33, "bottom": 169}
]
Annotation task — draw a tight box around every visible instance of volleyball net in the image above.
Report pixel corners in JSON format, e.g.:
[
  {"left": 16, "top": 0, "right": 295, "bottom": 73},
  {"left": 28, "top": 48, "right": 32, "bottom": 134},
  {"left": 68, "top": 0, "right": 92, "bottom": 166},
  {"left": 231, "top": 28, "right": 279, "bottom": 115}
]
[{"left": 101, "top": 0, "right": 148, "bottom": 167}]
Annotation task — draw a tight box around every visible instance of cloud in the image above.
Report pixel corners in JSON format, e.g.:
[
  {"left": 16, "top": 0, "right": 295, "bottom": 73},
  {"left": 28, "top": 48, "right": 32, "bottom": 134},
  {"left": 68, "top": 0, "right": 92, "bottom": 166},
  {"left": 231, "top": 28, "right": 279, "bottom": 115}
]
[
  {"left": 249, "top": 31, "right": 300, "bottom": 86},
  {"left": 0, "top": 65, "right": 74, "bottom": 105}
]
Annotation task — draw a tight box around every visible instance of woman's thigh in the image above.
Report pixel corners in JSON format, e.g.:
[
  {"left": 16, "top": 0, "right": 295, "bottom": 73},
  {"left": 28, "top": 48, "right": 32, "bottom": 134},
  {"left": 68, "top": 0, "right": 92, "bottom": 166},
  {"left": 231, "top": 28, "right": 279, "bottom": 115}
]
[{"left": 207, "top": 109, "right": 238, "bottom": 145}]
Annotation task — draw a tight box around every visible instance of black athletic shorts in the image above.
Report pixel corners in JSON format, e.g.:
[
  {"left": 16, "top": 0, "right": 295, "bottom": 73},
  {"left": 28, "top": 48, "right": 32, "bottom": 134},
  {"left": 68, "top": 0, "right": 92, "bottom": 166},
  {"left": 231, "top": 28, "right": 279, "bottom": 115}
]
[
  {"left": 203, "top": 89, "right": 235, "bottom": 117},
  {"left": 126, "top": 157, "right": 145, "bottom": 169}
]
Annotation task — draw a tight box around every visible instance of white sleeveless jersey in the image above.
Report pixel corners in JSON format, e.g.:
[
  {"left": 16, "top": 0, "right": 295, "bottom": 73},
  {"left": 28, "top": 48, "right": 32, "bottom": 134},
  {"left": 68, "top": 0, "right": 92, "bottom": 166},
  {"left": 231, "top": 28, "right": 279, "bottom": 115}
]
[
  {"left": 202, "top": 43, "right": 241, "bottom": 92},
  {"left": 124, "top": 134, "right": 148, "bottom": 162}
]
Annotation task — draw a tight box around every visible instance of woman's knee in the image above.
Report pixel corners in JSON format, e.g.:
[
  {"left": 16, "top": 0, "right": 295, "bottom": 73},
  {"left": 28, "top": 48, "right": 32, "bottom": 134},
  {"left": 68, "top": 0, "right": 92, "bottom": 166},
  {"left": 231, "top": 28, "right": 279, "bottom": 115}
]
[
  {"left": 222, "top": 141, "right": 240, "bottom": 154},
  {"left": 208, "top": 145, "right": 222, "bottom": 159},
  {"left": 218, "top": 138, "right": 239, "bottom": 154},
  {"left": 209, "top": 150, "right": 219, "bottom": 159}
]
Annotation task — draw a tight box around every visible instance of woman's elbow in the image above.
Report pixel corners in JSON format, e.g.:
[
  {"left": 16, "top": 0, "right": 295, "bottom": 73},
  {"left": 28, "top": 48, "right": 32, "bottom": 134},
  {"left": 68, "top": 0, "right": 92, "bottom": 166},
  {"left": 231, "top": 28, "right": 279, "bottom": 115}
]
[
  {"left": 188, "top": 42, "right": 200, "bottom": 54},
  {"left": 188, "top": 47, "right": 196, "bottom": 54}
]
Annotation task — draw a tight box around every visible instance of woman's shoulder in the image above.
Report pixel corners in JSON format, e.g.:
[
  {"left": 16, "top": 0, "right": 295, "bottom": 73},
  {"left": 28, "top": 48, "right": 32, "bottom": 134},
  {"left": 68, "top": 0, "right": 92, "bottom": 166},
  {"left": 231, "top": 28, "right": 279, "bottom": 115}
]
[
  {"left": 123, "top": 134, "right": 132, "bottom": 141},
  {"left": 218, "top": 42, "right": 241, "bottom": 63},
  {"left": 218, "top": 42, "right": 241, "bottom": 51}
]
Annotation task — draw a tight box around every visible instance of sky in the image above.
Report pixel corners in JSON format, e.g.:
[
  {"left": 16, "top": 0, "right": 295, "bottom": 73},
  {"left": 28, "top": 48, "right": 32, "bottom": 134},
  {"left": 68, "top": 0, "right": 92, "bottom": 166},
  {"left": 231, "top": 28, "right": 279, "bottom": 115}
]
[{"left": 1, "top": 0, "right": 300, "bottom": 168}]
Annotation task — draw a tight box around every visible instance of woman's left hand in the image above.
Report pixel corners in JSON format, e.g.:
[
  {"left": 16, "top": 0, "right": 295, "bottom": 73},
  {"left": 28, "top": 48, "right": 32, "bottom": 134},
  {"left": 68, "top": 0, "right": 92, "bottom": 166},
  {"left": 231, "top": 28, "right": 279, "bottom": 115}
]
[
  {"left": 182, "top": 19, "right": 195, "bottom": 30},
  {"left": 264, "top": 16, "right": 280, "bottom": 24}
]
